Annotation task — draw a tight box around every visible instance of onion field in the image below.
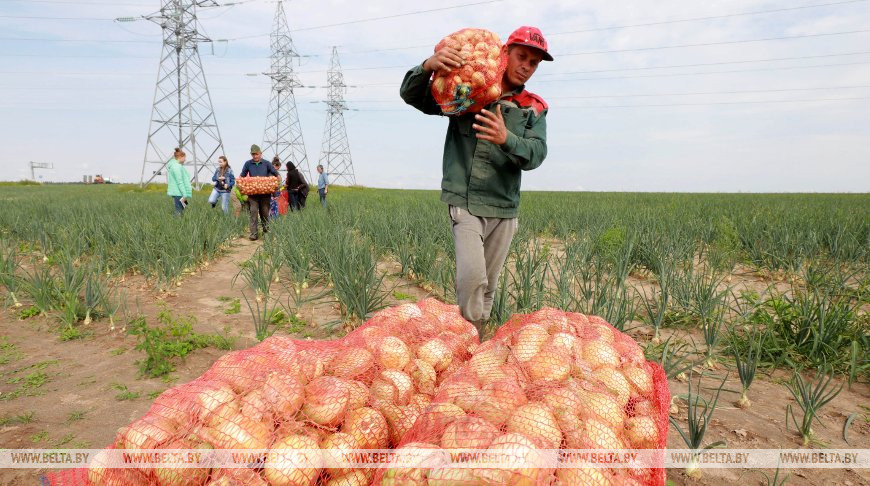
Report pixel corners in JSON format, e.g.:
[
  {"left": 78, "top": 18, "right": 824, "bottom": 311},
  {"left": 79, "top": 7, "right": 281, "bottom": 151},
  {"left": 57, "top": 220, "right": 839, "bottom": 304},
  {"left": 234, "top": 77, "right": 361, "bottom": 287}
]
[{"left": 0, "top": 183, "right": 867, "bottom": 485}]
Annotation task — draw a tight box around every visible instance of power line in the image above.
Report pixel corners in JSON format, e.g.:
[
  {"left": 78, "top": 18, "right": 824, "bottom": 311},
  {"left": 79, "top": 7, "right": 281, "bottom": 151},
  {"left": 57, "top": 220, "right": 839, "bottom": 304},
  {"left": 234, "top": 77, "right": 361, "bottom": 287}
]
[
  {"left": 549, "top": 0, "right": 870, "bottom": 35},
  {"left": 557, "top": 29, "right": 870, "bottom": 57},
  {"left": 560, "top": 97, "right": 869, "bottom": 108},
  {"left": 220, "top": 0, "right": 502, "bottom": 41},
  {"left": 0, "top": 15, "right": 117, "bottom": 21},
  {"left": 537, "top": 61, "right": 870, "bottom": 83},
  {"left": 540, "top": 51, "right": 870, "bottom": 77}
]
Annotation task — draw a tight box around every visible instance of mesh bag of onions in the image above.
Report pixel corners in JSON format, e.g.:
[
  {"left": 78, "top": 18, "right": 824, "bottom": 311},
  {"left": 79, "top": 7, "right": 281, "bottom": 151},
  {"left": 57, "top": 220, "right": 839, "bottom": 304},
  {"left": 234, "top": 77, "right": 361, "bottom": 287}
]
[
  {"left": 42, "top": 298, "right": 479, "bottom": 486},
  {"left": 431, "top": 28, "right": 507, "bottom": 115},
  {"left": 237, "top": 176, "right": 280, "bottom": 196},
  {"left": 374, "top": 308, "right": 670, "bottom": 486}
]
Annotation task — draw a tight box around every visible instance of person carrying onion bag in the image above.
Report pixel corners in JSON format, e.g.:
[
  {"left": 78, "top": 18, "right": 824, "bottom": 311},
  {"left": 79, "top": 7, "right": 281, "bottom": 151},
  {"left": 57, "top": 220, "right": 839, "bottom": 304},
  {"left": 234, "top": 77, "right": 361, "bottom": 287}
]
[
  {"left": 240, "top": 144, "right": 280, "bottom": 240},
  {"left": 399, "top": 26, "right": 553, "bottom": 336}
]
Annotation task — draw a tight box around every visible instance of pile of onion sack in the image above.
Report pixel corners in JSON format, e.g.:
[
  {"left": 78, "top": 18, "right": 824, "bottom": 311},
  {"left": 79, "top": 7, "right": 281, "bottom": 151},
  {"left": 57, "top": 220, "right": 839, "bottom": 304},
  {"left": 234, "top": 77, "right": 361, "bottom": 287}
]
[{"left": 44, "top": 303, "right": 669, "bottom": 486}]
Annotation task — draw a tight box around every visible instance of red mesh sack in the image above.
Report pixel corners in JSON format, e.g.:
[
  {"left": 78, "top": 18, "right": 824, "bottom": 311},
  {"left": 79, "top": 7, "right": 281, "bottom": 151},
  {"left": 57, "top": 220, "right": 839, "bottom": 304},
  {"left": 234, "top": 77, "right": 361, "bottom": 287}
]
[
  {"left": 378, "top": 308, "right": 671, "bottom": 486},
  {"left": 236, "top": 176, "right": 279, "bottom": 195},
  {"left": 43, "top": 298, "right": 478, "bottom": 486},
  {"left": 431, "top": 28, "right": 507, "bottom": 115}
]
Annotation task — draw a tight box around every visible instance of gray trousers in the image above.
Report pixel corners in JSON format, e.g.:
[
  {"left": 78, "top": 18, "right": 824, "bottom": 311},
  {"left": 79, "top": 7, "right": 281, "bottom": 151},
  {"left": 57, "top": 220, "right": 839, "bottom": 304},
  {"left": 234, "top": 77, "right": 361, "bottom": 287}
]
[
  {"left": 247, "top": 195, "right": 270, "bottom": 238},
  {"left": 449, "top": 205, "right": 517, "bottom": 328}
]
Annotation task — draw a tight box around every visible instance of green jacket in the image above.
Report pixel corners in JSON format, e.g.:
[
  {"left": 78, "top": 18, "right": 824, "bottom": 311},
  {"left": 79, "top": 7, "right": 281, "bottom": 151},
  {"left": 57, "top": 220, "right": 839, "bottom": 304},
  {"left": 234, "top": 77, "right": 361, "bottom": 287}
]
[
  {"left": 166, "top": 158, "right": 192, "bottom": 198},
  {"left": 400, "top": 64, "right": 548, "bottom": 218}
]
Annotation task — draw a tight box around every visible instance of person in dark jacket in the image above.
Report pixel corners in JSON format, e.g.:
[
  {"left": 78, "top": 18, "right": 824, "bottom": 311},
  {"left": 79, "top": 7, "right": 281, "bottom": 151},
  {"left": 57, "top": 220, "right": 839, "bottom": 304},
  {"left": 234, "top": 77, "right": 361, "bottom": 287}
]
[
  {"left": 285, "top": 162, "right": 308, "bottom": 212},
  {"left": 240, "top": 144, "right": 280, "bottom": 240},
  {"left": 399, "top": 26, "right": 552, "bottom": 336},
  {"left": 208, "top": 156, "right": 235, "bottom": 214}
]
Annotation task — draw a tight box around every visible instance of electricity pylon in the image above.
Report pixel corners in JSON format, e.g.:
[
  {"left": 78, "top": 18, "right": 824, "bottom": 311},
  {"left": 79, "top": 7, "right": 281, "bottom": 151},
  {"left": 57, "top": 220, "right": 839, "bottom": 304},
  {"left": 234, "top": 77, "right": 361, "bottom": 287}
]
[
  {"left": 136, "top": 0, "right": 225, "bottom": 188},
  {"left": 261, "top": 1, "right": 310, "bottom": 182},
  {"left": 317, "top": 46, "right": 356, "bottom": 186}
]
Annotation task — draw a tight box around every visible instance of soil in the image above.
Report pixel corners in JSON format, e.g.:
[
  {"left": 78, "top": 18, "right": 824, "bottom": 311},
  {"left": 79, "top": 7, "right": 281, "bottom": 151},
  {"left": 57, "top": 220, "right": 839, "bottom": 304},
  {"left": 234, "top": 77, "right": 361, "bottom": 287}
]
[{"left": 0, "top": 238, "right": 867, "bottom": 486}]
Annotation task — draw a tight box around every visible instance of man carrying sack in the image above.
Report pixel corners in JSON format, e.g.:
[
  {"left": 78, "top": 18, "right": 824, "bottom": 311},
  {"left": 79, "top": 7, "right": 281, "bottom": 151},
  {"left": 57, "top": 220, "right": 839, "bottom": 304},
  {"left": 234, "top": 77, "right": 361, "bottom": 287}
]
[
  {"left": 240, "top": 144, "right": 280, "bottom": 241},
  {"left": 399, "top": 26, "right": 553, "bottom": 336}
]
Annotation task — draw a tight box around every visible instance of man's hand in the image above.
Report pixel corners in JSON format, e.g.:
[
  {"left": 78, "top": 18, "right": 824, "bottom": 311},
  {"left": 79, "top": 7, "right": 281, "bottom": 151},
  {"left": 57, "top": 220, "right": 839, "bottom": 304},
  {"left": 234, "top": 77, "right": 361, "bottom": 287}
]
[
  {"left": 423, "top": 47, "right": 464, "bottom": 74},
  {"left": 324, "top": 187, "right": 328, "bottom": 194},
  {"left": 473, "top": 105, "right": 508, "bottom": 145}
]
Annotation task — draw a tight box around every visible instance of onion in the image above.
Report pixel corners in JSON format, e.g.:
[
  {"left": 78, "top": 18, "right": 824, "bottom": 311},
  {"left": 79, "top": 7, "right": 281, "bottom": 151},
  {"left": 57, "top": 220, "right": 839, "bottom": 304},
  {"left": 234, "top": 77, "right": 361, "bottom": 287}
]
[
  {"left": 440, "top": 378, "right": 482, "bottom": 412},
  {"left": 381, "top": 443, "right": 447, "bottom": 483},
  {"left": 408, "top": 359, "right": 437, "bottom": 395},
  {"left": 513, "top": 324, "right": 549, "bottom": 362},
  {"left": 328, "top": 347, "right": 374, "bottom": 380},
  {"left": 89, "top": 448, "right": 147, "bottom": 486},
  {"left": 119, "top": 416, "right": 176, "bottom": 450},
  {"left": 207, "top": 399, "right": 242, "bottom": 428},
  {"left": 345, "top": 380, "right": 370, "bottom": 411},
  {"left": 193, "top": 384, "right": 236, "bottom": 424},
  {"left": 262, "top": 371, "right": 304, "bottom": 418},
  {"left": 479, "top": 433, "right": 553, "bottom": 485},
  {"left": 631, "top": 398, "right": 656, "bottom": 417},
  {"left": 210, "top": 416, "right": 271, "bottom": 451},
  {"left": 294, "top": 349, "right": 333, "bottom": 383},
  {"left": 623, "top": 364, "right": 653, "bottom": 395},
  {"left": 240, "top": 389, "right": 271, "bottom": 424},
  {"left": 441, "top": 416, "right": 499, "bottom": 451},
  {"left": 554, "top": 409, "right": 585, "bottom": 449},
  {"left": 320, "top": 432, "right": 358, "bottom": 476},
  {"left": 417, "top": 339, "right": 452, "bottom": 372},
  {"left": 583, "top": 340, "right": 620, "bottom": 369},
  {"left": 527, "top": 347, "right": 571, "bottom": 383},
  {"left": 378, "top": 336, "right": 412, "bottom": 370},
  {"left": 428, "top": 467, "right": 476, "bottom": 485},
  {"left": 542, "top": 385, "right": 582, "bottom": 413},
  {"left": 584, "top": 417, "right": 625, "bottom": 450},
  {"left": 546, "top": 332, "right": 578, "bottom": 354},
  {"left": 153, "top": 439, "right": 212, "bottom": 486},
  {"left": 370, "top": 378, "right": 398, "bottom": 403},
  {"left": 420, "top": 402, "right": 466, "bottom": 435},
  {"left": 467, "top": 343, "right": 508, "bottom": 382},
  {"left": 625, "top": 416, "right": 659, "bottom": 449},
  {"left": 556, "top": 461, "right": 615, "bottom": 485},
  {"left": 343, "top": 407, "right": 389, "bottom": 450},
  {"left": 325, "top": 470, "right": 369, "bottom": 486},
  {"left": 593, "top": 366, "right": 632, "bottom": 407},
  {"left": 264, "top": 434, "right": 321, "bottom": 486},
  {"left": 382, "top": 403, "right": 425, "bottom": 445},
  {"left": 577, "top": 389, "right": 625, "bottom": 429},
  {"left": 209, "top": 468, "right": 268, "bottom": 486},
  {"left": 302, "top": 377, "right": 349, "bottom": 427},
  {"left": 410, "top": 393, "right": 432, "bottom": 409},
  {"left": 505, "top": 403, "right": 562, "bottom": 449},
  {"left": 380, "top": 370, "right": 414, "bottom": 406},
  {"left": 475, "top": 380, "right": 527, "bottom": 427}
]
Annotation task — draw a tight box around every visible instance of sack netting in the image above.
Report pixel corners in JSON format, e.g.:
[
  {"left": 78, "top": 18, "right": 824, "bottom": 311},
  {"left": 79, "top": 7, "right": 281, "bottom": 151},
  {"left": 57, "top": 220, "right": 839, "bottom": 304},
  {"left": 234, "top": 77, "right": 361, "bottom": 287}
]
[
  {"left": 237, "top": 177, "right": 280, "bottom": 196},
  {"left": 43, "top": 302, "right": 669, "bottom": 486},
  {"left": 431, "top": 28, "right": 508, "bottom": 115},
  {"left": 373, "top": 309, "right": 670, "bottom": 486}
]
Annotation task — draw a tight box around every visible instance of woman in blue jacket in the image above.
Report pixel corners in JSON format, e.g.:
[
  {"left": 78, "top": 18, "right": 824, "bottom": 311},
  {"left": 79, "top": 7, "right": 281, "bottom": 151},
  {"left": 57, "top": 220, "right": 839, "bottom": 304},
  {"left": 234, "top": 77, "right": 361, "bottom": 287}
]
[{"left": 208, "top": 156, "right": 235, "bottom": 214}]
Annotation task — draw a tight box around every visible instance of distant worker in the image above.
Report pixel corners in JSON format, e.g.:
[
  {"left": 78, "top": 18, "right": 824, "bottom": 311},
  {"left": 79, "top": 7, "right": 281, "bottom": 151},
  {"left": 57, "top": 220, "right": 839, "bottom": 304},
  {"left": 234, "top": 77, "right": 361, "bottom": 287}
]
[
  {"left": 316, "top": 164, "right": 329, "bottom": 208},
  {"left": 166, "top": 147, "right": 193, "bottom": 215},
  {"left": 270, "top": 157, "right": 284, "bottom": 217},
  {"left": 208, "top": 155, "right": 235, "bottom": 214},
  {"left": 285, "top": 162, "right": 308, "bottom": 212},
  {"left": 240, "top": 144, "right": 280, "bottom": 240}
]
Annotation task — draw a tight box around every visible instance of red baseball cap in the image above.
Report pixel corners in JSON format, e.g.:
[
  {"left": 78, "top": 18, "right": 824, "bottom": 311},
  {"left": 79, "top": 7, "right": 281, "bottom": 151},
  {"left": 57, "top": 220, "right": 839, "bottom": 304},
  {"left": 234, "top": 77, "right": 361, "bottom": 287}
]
[{"left": 506, "top": 26, "right": 553, "bottom": 61}]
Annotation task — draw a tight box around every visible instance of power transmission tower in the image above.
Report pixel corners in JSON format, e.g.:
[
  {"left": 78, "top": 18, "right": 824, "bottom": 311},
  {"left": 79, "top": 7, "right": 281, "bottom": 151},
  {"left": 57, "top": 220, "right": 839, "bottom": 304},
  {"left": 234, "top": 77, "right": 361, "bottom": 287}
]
[
  {"left": 29, "top": 161, "right": 53, "bottom": 181},
  {"left": 135, "top": 0, "right": 225, "bottom": 188},
  {"left": 318, "top": 47, "right": 356, "bottom": 186},
  {"left": 261, "top": 1, "right": 310, "bottom": 182}
]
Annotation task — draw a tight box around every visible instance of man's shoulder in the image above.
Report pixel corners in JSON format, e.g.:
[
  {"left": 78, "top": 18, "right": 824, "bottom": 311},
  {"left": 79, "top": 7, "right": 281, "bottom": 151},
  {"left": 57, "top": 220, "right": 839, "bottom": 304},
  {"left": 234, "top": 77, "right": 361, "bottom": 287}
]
[{"left": 507, "top": 90, "right": 548, "bottom": 116}]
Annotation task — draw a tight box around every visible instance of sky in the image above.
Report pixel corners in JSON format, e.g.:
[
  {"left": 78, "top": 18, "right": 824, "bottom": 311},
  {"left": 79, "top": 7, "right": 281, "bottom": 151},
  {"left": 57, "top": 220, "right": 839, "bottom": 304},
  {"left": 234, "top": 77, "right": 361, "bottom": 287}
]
[{"left": 0, "top": 0, "right": 868, "bottom": 192}]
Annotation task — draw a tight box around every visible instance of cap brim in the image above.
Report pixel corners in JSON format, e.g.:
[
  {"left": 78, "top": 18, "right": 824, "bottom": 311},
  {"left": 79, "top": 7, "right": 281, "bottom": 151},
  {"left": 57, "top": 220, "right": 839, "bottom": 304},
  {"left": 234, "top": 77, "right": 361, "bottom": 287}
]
[{"left": 511, "top": 42, "right": 554, "bottom": 61}]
